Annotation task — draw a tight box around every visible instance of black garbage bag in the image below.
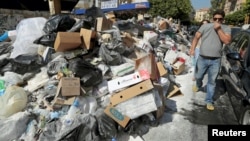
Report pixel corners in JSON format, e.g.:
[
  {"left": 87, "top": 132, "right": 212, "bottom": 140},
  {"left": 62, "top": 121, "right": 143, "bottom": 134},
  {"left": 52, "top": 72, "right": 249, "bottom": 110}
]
[
  {"left": 96, "top": 113, "right": 117, "bottom": 140},
  {"left": 85, "top": 6, "right": 105, "bottom": 28},
  {"left": 43, "top": 14, "right": 76, "bottom": 34},
  {"left": 10, "top": 54, "right": 45, "bottom": 75},
  {"left": 33, "top": 33, "right": 57, "bottom": 47},
  {"left": 68, "top": 58, "right": 103, "bottom": 87},
  {"left": 68, "top": 18, "right": 92, "bottom": 32},
  {"left": 98, "top": 44, "right": 124, "bottom": 66}
]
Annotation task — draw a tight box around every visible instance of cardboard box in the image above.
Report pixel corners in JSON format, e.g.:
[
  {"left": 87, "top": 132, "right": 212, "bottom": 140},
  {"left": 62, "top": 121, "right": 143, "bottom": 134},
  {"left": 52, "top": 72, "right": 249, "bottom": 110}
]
[
  {"left": 104, "top": 105, "right": 130, "bottom": 128},
  {"left": 158, "top": 19, "right": 169, "bottom": 30},
  {"left": 95, "top": 17, "right": 113, "bottom": 32},
  {"left": 80, "top": 28, "right": 96, "bottom": 50},
  {"left": 106, "top": 12, "right": 116, "bottom": 23},
  {"left": 54, "top": 32, "right": 82, "bottom": 52},
  {"left": 114, "top": 90, "right": 158, "bottom": 119},
  {"left": 121, "top": 32, "right": 135, "bottom": 47},
  {"left": 172, "top": 60, "right": 185, "bottom": 75},
  {"left": 110, "top": 79, "right": 154, "bottom": 106},
  {"left": 57, "top": 77, "right": 81, "bottom": 96},
  {"left": 135, "top": 53, "right": 160, "bottom": 81}
]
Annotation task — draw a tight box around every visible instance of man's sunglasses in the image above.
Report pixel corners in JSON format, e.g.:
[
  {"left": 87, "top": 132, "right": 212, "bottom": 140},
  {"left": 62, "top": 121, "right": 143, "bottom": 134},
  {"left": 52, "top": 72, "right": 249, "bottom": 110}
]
[{"left": 213, "top": 18, "right": 223, "bottom": 21}]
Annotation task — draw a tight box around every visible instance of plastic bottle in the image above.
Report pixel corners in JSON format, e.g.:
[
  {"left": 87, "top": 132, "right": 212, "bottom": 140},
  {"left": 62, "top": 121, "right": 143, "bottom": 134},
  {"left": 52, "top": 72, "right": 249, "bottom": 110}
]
[
  {"left": 63, "top": 97, "right": 80, "bottom": 126},
  {"left": 67, "top": 97, "right": 80, "bottom": 117}
]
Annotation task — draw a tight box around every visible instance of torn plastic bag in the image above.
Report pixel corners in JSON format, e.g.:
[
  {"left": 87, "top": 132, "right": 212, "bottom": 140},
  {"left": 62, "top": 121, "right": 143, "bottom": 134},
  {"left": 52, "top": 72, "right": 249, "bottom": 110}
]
[
  {"left": 47, "top": 57, "right": 68, "bottom": 76},
  {"left": 0, "top": 42, "right": 13, "bottom": 55},
  {"left": 10, "top": 54, "right": 45, "bottom": 75},
  {"left": 0, "top": 54, "right": 10, "bottom": 69},
  {"left": 38, "top": 114, "right": 99, "bottom": 141},
  {"left": 68, "top": 18, "right": 92, "bottom": 32},
  {"left": 10, "top": 17, "right": 47, "bottom": 58},
  {"left": 43, "top": 14, "right": 76, "bottom": 34},
  {"left": 33, "top": 33, "right": 57, "bottom": 47},
  {"left": 68, "top": 58, "right": 103, "bottom": 87},
  {"left": 0, "top": 111, "right": 36, "bottom": 141},
  {"left": 98, "top": 44, "right": 124, "bottom": 66}
]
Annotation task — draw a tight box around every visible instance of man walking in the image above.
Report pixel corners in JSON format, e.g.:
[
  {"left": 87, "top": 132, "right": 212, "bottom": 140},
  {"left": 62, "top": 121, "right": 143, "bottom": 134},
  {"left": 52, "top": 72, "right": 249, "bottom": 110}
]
[{"left": 189, "top": 9, "right": 231, "bottom": 111}]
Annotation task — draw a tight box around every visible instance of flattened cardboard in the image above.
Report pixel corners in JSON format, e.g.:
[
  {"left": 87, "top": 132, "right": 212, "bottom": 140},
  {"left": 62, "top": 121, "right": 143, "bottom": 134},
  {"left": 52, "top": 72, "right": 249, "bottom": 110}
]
[
  {"left": 80, "top": 28, "right": 96, "bottom": 50},
  {"left": 107, "top": 70, "right": 150, "bottom": 93},
  {"left": 54, "top": 32, "right": 82, "bottom": 52},
  {"left": 104, "top": 105, "right": 130, "bottom": 128},
  {"left": 110, "top": 79, "right": 154, "bottom": 106}
]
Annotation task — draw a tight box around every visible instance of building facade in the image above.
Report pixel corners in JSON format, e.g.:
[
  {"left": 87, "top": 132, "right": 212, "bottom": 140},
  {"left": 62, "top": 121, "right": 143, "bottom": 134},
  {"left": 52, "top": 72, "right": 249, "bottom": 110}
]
[
  {"left": 224, "top": 0, "right": 246, "bottom": 15},
  {"left": 194, "top": 8, "right": 210, "bottom": 22}
]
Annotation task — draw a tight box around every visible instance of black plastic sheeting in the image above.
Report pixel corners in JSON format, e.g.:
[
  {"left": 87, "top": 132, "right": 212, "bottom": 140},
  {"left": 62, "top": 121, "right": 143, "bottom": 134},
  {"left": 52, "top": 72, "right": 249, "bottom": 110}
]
[{"left": 0, "top": 0, "right": 79, "bottom": 11}]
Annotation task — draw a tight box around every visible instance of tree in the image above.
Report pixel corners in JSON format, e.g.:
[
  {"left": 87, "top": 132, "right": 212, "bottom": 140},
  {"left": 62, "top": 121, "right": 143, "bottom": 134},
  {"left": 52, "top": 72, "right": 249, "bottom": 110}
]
[
  {"left": 243, "top": 0, "right": 250, "bottom": 24},
  {"left": 148, "top": 0, "right": 192, "bottom": 23},
  {"left": 224, "top": 10, "right": 245, "bottom": 25}
]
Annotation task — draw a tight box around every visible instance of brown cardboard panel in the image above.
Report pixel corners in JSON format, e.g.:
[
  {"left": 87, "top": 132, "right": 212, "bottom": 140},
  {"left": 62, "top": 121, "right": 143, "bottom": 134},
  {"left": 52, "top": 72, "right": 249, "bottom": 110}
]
[
  {"left": 153, "top": 83, "right": 166, "bottom": 119},
  {"left": 80, "top": 28, "right": 96, "bottom": 50},
  {"left": 110, "top": 79, "right": 154, "bottom": 106},
  {"left": 172, "top": 61, "right": 185, "bottom": 75},
  {"left": 104, "top": 105, "right": 130, "bottom": 128},
  {"left": 54, "top": 32, "right": 82, "bottom": 52},
  {"left": 95, "top": 17, "right": 113, "bottom": 32},
  {"left": 53, "top": 96, "right": 76, "bottom": 105},
  {"left": 157, "top": 61, "right": 168, "bottom": 77},
  {"left": 167, "top": 84, "right": 183, "bottom": 98},
  {"left": 58, "top": 77, "right": 81, "bottom": 96}
]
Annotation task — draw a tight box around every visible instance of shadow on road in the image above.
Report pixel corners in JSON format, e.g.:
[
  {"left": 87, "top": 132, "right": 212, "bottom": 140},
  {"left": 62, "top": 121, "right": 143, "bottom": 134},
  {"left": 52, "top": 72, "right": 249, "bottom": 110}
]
[{"left": 178, "top": 79, "right": 238, "bottom": 125}]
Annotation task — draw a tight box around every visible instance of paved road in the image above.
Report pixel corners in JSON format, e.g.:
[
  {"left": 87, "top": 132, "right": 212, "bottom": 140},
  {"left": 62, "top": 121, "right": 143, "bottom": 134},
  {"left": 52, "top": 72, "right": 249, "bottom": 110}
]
[{"left": 141, "top": 67, "right": 238, "bottom": 141}]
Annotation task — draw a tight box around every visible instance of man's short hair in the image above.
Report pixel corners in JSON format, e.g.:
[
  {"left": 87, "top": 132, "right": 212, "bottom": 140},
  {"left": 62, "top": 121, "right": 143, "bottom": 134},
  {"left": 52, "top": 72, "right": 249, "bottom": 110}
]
[{"left": 213, "top": 9, "right": 225, "bottom": 18}]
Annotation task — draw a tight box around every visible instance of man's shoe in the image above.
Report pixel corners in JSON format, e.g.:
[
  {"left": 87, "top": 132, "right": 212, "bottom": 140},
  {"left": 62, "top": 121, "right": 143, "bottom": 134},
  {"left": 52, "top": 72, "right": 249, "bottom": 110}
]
[
  {"left": 206, "top": 103, "right": 214, "bottom": 111},
  {"left": 192, "top": 84, "right": 199, "bottom": 92}
]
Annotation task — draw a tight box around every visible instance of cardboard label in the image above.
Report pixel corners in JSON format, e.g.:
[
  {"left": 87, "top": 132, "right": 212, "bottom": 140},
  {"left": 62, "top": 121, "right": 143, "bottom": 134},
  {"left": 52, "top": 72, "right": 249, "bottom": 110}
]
[
  {"left": 108, "top": 70, "right": 150, "bottom": 93},
  {"left": 104, "top": 105, "right": 130, "bottom": 128}
]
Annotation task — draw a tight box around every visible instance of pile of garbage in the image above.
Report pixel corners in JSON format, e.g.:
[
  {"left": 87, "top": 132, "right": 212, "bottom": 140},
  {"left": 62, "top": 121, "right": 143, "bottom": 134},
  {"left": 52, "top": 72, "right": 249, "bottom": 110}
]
[{"left": 0, "top": 10, "right": 193, "bottom": 141}]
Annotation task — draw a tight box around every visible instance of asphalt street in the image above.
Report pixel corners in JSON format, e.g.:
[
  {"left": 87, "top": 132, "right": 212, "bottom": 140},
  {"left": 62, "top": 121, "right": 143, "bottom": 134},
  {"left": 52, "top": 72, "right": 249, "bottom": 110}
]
[{"left": 141, "top": 66, "right": 238, "bottom": 141}]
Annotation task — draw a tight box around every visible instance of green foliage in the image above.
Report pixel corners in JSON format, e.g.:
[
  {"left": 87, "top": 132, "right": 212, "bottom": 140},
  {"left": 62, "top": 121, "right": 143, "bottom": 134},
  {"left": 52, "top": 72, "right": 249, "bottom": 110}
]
[
  {"left": 148, "top": 0, "right": 192, "bottom": 22},
  {"left": 243, "top": 0, "right": 250, "bottom": 15},
  {"left": 224, "top": 10, "right": 245, "bottom": 25}
]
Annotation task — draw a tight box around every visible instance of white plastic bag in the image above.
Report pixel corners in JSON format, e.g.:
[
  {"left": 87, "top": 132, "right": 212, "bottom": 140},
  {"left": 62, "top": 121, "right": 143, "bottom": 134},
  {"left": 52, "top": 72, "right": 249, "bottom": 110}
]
[{"left": 10, "top": 17, "right": 47, "bottom": 58}]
